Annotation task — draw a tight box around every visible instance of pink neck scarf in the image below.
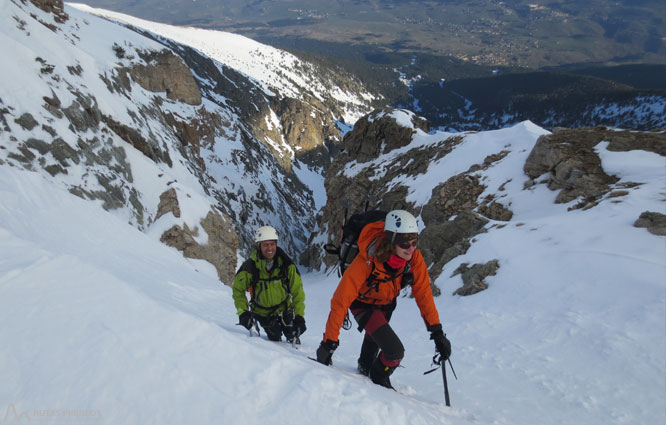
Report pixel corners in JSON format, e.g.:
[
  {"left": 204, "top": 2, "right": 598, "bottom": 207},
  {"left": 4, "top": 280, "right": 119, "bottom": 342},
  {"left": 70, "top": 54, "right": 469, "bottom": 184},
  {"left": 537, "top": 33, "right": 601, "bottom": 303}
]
[{"left": 386, "top": 253, "right": 407, "bottom": 269}]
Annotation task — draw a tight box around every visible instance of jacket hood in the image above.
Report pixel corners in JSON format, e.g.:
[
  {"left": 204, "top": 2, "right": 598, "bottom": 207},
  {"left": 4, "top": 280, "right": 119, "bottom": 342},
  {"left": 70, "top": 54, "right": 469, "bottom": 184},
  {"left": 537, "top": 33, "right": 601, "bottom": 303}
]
[{"left": 357, "top": 221, "right": 386, "bottom": 260}]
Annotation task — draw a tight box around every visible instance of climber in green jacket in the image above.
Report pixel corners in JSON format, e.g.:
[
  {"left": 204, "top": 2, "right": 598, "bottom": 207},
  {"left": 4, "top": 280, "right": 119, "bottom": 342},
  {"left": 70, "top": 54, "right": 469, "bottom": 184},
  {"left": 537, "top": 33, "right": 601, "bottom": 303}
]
[{"left": 232, "top": 225, "right": 306, "bottom": 342}]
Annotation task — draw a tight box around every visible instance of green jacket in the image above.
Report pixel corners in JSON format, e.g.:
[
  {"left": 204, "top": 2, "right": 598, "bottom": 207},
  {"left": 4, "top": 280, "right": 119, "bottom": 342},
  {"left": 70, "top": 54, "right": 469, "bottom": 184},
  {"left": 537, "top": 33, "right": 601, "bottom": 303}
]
[{"left": 232, "top": 247, "right": 305, "bottom": 318}]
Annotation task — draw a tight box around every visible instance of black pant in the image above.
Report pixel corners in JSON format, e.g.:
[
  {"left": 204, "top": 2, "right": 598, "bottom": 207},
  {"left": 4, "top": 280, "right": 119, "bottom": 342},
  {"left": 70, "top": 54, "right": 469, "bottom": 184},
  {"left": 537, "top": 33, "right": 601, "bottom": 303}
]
[
  {"left": 256, "top": 313, "right": 293, "bottom": 341},
  {"left": 352, "top": 301, "right": 404, "bottom": 368}
]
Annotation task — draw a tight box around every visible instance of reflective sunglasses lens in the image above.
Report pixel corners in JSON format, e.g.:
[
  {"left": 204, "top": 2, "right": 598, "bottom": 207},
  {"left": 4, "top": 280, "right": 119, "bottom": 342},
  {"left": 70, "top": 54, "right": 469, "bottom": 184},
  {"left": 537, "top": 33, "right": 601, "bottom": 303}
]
[{"left": 398, "top": 240, "right": 418, "bottom": 249}]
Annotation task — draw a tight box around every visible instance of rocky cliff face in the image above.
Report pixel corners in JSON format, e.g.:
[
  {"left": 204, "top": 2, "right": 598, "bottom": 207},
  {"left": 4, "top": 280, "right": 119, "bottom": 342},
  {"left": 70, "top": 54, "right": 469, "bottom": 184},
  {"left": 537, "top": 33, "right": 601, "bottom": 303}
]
[
  {"left": 307, "top": 109, "right": 504, "bottom": 287},
  {"left": 310, "top": 108, "right": 665, "bottom": 296},
  {"left": 126, "top": 49, "right": 202, "bottom": 106},
  {"left": 131, "top": 31, "right": 363, "bottom": 252},
  {"left": 1, "top": 0, "right": 373, "bottom": 285}
]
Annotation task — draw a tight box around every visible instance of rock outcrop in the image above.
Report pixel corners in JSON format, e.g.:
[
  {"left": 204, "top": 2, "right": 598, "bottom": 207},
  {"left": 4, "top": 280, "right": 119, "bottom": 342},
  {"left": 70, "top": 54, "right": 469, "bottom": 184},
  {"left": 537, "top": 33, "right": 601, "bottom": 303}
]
[
  {"left": 451, "top": 260, "right": 500, "bottom": 296},
  {"left": 524, "top": 126, "right": 666, "bottom": 210},
  {"left": 156, "top": 189, "right": 239, "bottom": 285},
  {"left": 127, "top": 49, "right": 202, "bottom": 106},
  {"left": 265, "top": 96, "right": 341, "bottom": 170},
  {"left": 153, "top": 38, "right": 344, "bottom": 173},
  {"left": 634, "top": 211, "right": 666, "bottom": 236},
  {"left": 30, "top": 0, "right": 68, "bottom": 23},
  {"left": 340, "top": 108, "right": 429, "bottom": 163}
]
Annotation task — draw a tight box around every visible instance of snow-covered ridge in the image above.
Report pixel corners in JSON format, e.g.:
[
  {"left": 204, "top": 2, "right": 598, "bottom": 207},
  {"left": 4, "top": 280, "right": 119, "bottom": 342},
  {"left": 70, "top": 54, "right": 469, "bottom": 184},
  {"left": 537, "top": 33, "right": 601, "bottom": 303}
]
[{"left": 68, "top": 2, "right": 375, "bottom": 124}]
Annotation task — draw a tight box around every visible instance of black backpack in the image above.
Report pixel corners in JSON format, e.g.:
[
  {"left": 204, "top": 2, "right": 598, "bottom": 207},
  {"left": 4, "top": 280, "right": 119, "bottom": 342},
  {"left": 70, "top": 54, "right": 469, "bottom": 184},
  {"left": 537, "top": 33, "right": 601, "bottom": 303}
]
[{"left": 325, "top": 210, "right": 388, "bottom": 276}]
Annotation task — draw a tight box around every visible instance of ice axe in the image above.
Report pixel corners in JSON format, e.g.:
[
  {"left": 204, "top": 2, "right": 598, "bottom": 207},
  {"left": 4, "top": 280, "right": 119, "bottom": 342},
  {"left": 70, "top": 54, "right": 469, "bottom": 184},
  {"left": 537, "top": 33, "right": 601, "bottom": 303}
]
[
  {"left": 424, "top": 353, "right": 457, "bottom": 407},
  {"left": 237, "top": 310, "right": 261, "bottom": 337},
  {"left": 281, "top": 308, "right": 301, "bottom": 347}
]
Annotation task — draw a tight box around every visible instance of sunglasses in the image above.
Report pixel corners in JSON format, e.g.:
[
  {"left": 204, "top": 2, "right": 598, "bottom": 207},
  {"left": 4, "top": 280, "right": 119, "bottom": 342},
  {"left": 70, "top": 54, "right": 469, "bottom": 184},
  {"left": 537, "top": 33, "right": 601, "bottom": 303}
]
[{"left": 397, "top": 239, "right": 419, "bottom": 250}]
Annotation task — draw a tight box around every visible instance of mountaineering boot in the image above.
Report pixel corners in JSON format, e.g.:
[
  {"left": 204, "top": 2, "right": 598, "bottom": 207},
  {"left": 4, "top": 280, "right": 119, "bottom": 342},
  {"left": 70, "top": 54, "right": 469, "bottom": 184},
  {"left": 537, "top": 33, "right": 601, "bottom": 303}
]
[
  {"left": 368, "top": 357, "right": 397, "bottom": 390},
  {"left": 357, "top": 338, "right": 380, "bottom": 376},
  {"left": 357, "top": 359, "right": 371, "bottom": 377}
]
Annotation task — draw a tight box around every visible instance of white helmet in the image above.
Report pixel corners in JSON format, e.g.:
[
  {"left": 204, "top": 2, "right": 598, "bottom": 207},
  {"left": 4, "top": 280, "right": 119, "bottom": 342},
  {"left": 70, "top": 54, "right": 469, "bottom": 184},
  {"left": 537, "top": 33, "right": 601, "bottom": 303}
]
[
  {"left": 254, "top": 225, "right": 278, "bottom": 243},
  {"left": 384, "top": 210, "right": 419, "bottom": 234}
]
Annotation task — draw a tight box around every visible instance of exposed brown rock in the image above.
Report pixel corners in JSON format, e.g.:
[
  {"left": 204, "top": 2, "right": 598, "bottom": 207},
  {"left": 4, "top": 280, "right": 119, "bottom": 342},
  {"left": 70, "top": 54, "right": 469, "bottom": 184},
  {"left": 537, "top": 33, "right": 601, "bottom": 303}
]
[
  {"left": 102, "top": 114, "right": 173, "bottom": 166},
  {"left": 271, "top": 97, "right": 340, "bottom": 152},
  {"left": 452, "top": 260, "right": 500, "bottom": 296},
  {"left": 30, "top": 0, "right": 68, "bottom": 23},
  {"left": 420, "top": 212, "right": 489, "bottom": 282},
  {"left": 423, "top": 174, "right": 486, "bottom": 221},
  {"left": 164, "top": 107, "right": 222, "bottom": 156},
  {"left": 340, "top": 109, "right": 429, "bottom": 163},
  {"left": 157, "top": 190, "right": 239, "bottom": 285},
  {"left": 155, "top": 188, "right": 181, "bottom": 220},
  {"left": 14, "top": 113, "right": 38, "bottom": 131},
  {"left": 524, "top": 127, "right": 666, "bottom": 207},
  {"left": 308, "top": 109, "right": 489, "bottom": 288},
  {"left": 478, "top": 201, "right": 514, "bottom": 222},
  {"left": 634, "top": 211, "right": 666, "bottom": 236},
  {"left": 127, "top": 49, "right": 202, "bottom": 106}
]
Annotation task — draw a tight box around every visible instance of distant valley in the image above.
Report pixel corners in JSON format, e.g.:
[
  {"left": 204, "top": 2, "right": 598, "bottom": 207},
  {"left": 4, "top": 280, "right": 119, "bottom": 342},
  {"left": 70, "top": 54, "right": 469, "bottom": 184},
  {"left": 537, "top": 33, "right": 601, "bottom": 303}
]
[
  {"left": 71, "top": 1, "right": 666, "bottom": 130},
  {"left": 72, "top": 0, "right": 665, "bottom": 69}
]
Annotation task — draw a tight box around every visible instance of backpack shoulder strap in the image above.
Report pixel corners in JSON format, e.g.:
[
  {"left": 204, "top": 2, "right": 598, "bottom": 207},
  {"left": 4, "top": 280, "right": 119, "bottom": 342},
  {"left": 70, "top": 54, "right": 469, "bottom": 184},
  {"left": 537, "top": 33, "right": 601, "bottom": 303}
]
[
  {"left": 238, "top": 258, "right": 261, "bottom": 297},
  {"left": 358, "top": 259, "right": 413, "bottom": 299},
  {"left": 276, "top": 247, "right": 298, "bottom": 295}
]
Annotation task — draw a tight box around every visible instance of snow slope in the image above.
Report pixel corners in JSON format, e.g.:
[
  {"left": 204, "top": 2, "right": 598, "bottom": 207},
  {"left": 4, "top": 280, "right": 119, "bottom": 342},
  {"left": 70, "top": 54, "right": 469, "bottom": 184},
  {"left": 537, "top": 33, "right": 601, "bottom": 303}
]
[
  {"left": 2, "top": 121, "right": 664, "bottom": 425},
  {"left": 0, "top": 164, "right": 455, "bottom": 425}
]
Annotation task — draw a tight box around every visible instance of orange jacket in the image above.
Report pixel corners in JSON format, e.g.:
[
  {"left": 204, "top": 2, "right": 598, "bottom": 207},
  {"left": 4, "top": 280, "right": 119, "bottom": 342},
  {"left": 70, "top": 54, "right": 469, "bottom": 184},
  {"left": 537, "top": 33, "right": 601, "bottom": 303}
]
[{"left": 323, "top": 222, "right": 441, "bottom": 342}]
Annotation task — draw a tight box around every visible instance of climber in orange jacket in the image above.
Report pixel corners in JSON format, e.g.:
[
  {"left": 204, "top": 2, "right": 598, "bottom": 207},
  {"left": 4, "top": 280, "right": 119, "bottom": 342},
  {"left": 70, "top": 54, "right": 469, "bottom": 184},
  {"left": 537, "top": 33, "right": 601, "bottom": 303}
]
[{"left": 316, "top": 210, "right": 452, "bottom": 389}]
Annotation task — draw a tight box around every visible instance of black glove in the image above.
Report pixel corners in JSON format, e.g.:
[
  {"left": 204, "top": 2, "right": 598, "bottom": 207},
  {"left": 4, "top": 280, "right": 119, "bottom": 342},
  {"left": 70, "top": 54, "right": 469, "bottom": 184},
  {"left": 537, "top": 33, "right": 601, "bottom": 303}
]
[
  {"left": 239, "top": 311, "right": 253, "bottom": 330},
  {"left": 293, "top": 315, "right": 306, "bottom": 337},
  {"left": 316, "top": 339, "right": 339, "bottom": 365},
  {"left": 429, "top": 324, "right": 452, "bottom": 361}
]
